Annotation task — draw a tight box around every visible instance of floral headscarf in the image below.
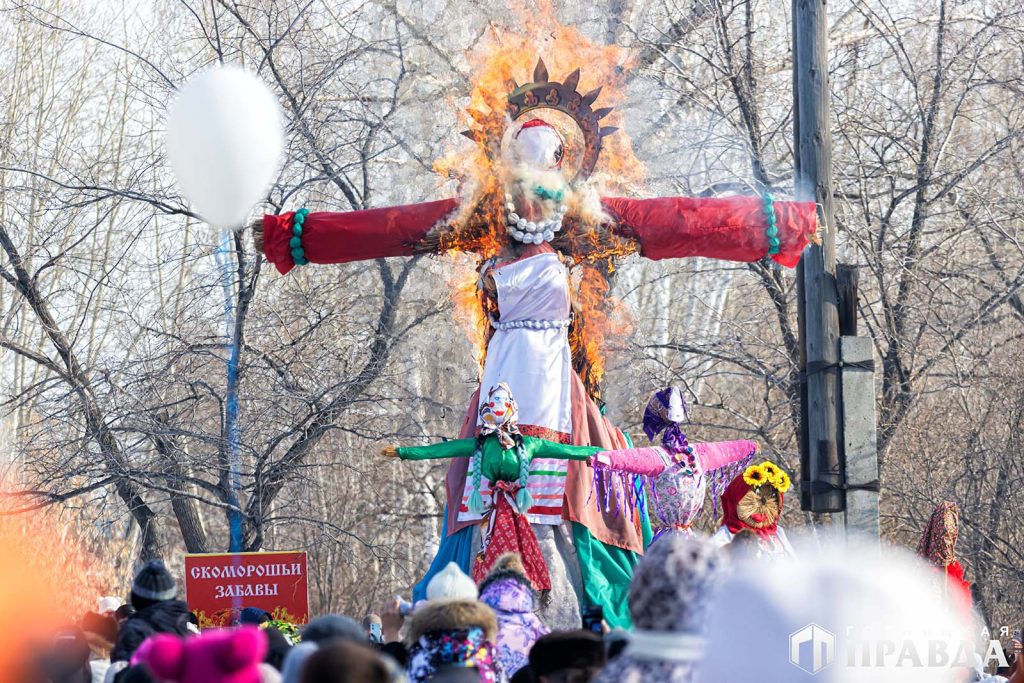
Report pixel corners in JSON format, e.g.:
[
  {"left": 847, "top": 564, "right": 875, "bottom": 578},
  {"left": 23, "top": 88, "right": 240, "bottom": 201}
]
[
  {"left": 916, "top": 501, "right": 960, "bottom": 568},
  {"left": 406, "top": 627, "right": 499, "bottom": 683},
  {"left": 478, "top": 382, "right": 520, "bottom": 450}
]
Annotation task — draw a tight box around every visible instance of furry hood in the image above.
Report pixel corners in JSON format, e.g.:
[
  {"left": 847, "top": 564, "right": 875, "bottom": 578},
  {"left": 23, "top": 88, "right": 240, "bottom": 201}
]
[
  {"left": 406, "top": 599, "right": 497, "bottom": 644},
  {"left": 479, "top": 555, "right": 536, "bottom": 615}
]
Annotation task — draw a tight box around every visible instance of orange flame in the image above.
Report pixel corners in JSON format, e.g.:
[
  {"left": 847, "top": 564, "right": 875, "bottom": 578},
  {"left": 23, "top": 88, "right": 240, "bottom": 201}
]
[
  {"left": 435, "top": 0, "right": 645, "bottom": 194},
  {"left": 435, "top": 0, "right": 646, "bottom": 387},
  {"left": 442, "top": 252, "right": 491, "bottom": 370},
  {"left": 570, "top": 265, "right": 636, "bottom": 399}
]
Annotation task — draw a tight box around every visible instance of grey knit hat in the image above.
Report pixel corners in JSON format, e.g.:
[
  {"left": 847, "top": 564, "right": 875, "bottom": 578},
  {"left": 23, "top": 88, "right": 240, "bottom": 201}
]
[{"left": 130, "top": 560, "right": 178, "bottom": 604}]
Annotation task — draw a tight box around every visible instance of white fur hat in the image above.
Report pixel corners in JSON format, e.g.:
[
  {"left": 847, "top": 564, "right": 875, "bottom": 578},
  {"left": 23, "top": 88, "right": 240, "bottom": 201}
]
[
  {"left": 426, "top": 562, "right": 478, "bottom": 601},
  {"left": 97, "top": 596, "right": 121, "bottom": 614}
]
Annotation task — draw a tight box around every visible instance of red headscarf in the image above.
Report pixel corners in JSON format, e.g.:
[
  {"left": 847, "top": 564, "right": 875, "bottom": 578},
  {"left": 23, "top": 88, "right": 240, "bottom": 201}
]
[{"left": 720, "top": 473, "right": 782, "bottom": 540}]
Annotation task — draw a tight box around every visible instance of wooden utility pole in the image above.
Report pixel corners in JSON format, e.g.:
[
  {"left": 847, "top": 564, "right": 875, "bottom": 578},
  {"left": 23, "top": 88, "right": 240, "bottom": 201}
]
[{"left": 793, "top": 0, "right": 844, "bottom": 514}]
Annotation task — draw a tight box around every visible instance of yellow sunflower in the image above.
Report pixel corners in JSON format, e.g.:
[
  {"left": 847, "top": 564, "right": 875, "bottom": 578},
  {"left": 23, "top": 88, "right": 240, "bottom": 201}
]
[
  {"left": 774, "top": 470, "right": 792, "bottom": 493},
  {"left": 760, "top": 461, "right": 781, "bottom": 480},
  {"left": 743, "top": 464, "right": 769, "bottom": 487}
]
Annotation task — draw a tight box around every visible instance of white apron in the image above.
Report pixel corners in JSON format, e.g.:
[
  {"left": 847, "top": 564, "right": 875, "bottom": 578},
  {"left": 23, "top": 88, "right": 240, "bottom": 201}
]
[{"left": 458, "top": 252, "right": 574, "bottom": 526}]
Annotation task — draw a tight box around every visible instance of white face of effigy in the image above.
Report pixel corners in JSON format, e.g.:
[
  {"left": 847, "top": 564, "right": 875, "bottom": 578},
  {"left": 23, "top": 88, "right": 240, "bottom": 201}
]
[
  {"left": 667, "top": 387, "right": 686, "bottom": 424},
  {"left": 481, "top": 385, "right": 514, "bottom": 427},
  {"left": 510, "top": 121, "right": 564, "bottom": 171}
]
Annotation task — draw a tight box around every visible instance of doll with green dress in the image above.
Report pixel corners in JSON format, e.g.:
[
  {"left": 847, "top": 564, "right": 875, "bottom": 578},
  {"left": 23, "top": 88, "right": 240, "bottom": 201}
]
[{"left": 384, "top": 383, "right": 600, "bottom": 591}]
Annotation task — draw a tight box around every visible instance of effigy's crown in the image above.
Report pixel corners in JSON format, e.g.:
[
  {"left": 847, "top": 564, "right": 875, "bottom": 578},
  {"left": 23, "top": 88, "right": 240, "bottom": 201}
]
[{"left": 462, "top": 58, "right": 617, "bottom": 181}]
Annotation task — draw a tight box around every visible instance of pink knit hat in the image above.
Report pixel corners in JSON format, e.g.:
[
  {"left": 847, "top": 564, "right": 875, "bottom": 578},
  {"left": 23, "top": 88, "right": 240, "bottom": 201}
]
[{"left": 132, "top": 626, "right": 267, "bottom": 683}]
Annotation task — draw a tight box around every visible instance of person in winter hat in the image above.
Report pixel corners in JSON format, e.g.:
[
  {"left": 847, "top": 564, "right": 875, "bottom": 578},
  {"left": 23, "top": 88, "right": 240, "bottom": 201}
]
[
  {"left": 111, "top": 561, "right": 191, "bottom": 663},
  {"left": 592, "top": 535, "right": 725, "bottom": 683},
  {"left": 299, "top": 640, "right": 404, "bottom": 683},
  {"left": 299, "top": 614, "right": 367, "bottom": 645},
  {"left": 98, "top": 597, "right": 122, "bottom": 616},
  {"left": 31, "top": 625, "right": 93, "bottom": 683},
  {"left": 239, "top": 607, "right": 272, "bottom": 626},
  {"left": 276, "top": 614, "right": 369, "bottom": 683},
  {"left": 130, "top": 626, "right": 267, "bottom": 683},
  {"left": 404, "top": 598, "right": 500, "bottom": 682},
  {"left": 478, "top": 553, "right": 548, "bottom": 677},
  {"left": 280, "top": 642, "right": 317, "bottom": 683},
  {"left": 262, "top": 626, "right": 292, "bottom": 671},
  {"left": 130, "top": 560, "right": 178, "bottom": 609},
  {"left": 81, "top": 611, "right": 118, "bottom": 683},
  {"left": 426, "top": 563, "right": 479, "bottom": 601},
  {"left": 113, "top": 605, "right": 135, "bottom": 626},
  {"left": 528, "top": 630, "right": 607, "bottom": 683}
]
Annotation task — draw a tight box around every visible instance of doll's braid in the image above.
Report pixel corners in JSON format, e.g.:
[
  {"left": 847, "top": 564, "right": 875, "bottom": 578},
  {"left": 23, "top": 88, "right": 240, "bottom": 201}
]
[
  {"left": 468, "top": 436, "right": 486, "bottom": 515},
  {"left": 515, "top": 437, "right": 534, "bottom": 512}
]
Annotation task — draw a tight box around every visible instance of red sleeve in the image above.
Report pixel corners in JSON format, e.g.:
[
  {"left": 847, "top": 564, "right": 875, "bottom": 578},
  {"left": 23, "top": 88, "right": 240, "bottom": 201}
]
[
  {"left": 263, "top": 198, "right": 458, "bottom": 275},
  {"left": 601, "top": 196, "right": 817, "bottom": 268}
]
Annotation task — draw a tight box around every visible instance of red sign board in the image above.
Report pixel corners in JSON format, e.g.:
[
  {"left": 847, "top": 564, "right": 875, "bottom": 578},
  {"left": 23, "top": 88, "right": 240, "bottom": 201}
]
[{"left": 184, "top": 551, "right": 309, "bottom": 628}]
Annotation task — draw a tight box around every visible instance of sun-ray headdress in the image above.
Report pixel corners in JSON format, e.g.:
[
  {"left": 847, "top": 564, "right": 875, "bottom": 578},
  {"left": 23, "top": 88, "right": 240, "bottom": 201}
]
[{"left": 462, "top": 59, "right": 617, "bottom": 182}]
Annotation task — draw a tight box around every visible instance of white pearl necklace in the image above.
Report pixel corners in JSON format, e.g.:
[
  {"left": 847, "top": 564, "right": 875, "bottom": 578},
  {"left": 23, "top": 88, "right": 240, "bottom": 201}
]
[{"left": 505, "top": 193, "right": 566, "bottom": 244}]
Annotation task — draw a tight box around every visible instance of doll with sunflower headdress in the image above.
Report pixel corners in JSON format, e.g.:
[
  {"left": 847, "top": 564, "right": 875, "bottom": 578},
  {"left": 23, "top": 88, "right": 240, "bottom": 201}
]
[{"left": 709, "top": 460, "right": 797, "bottom": 559}]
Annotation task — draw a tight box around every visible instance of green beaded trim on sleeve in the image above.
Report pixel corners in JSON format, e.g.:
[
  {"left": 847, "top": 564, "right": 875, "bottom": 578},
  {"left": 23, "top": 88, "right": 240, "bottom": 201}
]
[
  {"left": 763, "top": 193, "right": 781, "bottom": 256},
  {"left": 290, "top": 207, "right": 309, "bottom": 266}
]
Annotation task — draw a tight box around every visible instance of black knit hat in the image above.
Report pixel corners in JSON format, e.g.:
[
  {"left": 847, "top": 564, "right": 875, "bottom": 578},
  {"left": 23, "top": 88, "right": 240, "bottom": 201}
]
[
  {"left": 528, "top": 630, "right": 606, "bottom": 676},
  {"left": 130, "top": 560, "right": 177, "bottom": 607}
]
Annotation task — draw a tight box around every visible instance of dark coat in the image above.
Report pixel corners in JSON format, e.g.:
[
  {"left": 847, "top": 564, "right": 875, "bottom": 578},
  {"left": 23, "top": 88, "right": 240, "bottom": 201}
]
[{"left": 110, "top": 600, "right": 191, "bottom": 663}]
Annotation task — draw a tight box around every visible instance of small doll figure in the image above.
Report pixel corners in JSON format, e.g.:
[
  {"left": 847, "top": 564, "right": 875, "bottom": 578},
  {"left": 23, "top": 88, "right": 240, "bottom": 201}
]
[
  {"left": 710, "top": 460, "right": 797, "bottom": 559},
  {"left": 589, "top": 386, "right": 758, "bottom": 541},
  {"left": 916, "top": 501, "right": 972, "bottom": 618},
  {"left": 385, "top": 383, "right": 600, "bottom": 590}
]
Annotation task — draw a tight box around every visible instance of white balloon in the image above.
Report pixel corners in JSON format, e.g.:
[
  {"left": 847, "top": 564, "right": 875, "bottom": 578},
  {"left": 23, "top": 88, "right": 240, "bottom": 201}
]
[{"left": 166, "top": 65, "right": 284, "bottom": 228}]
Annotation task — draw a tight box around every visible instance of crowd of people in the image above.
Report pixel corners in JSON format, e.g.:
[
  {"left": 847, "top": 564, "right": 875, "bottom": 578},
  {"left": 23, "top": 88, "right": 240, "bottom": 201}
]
[{"left": 18, "top": 527, "right": 1023, "bottom": 683}]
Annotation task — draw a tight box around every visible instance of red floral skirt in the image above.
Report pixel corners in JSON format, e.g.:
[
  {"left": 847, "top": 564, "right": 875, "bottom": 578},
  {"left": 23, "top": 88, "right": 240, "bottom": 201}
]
[{"left": 472, "top": 482, "right": 551, "bottom": 591}]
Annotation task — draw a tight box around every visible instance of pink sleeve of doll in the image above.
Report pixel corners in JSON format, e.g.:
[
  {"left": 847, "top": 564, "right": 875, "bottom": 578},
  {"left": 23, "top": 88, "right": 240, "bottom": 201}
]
[
  {"left": 692, "top": 440, "right": 760, "bottom": 473},
  {"left": 592, "top": 446, "right": 671, "bottom": 477}
]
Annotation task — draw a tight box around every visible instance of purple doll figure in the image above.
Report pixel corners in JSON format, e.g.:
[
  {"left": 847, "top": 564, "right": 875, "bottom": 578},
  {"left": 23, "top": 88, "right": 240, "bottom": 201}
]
[{"left": 590, "top": 386, "right": 758, "bottom": 541}]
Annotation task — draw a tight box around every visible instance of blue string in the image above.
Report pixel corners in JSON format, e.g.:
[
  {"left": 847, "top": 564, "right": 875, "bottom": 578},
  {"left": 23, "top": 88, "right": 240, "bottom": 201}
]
[{"left": 215, "top": 229, "right": 244, "bottom": 555}]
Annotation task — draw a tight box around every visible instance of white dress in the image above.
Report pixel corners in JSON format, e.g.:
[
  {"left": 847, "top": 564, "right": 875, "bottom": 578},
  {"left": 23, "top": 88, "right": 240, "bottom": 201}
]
[{"left": 457, "top": 251, "right": 575, "bottom": 527}]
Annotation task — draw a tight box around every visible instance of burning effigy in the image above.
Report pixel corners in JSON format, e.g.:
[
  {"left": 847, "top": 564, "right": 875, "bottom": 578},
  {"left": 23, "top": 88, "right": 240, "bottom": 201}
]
[{"left": 251, "top": 16, "right": 816, "bottom": 627}]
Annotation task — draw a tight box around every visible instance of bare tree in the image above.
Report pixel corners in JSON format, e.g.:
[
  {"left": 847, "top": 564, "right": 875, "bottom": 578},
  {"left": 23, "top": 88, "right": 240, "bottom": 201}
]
[{"left": 2, "top": 0, "right": 1023, "bottom": 622}]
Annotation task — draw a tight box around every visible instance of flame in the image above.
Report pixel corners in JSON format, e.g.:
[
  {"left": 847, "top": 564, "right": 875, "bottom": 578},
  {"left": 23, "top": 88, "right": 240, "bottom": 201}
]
[
  {"left": 442, "top": 252, "right": 491, "bottom": 370},
  {"left": 570, "top": 265, "right": 636, "bottom": 399},
  {"left": 433, "top": 0, "right": 647, "bottom": 386},
  {"left": 436, "top": 0, "right": 645, "bottom": 194}
]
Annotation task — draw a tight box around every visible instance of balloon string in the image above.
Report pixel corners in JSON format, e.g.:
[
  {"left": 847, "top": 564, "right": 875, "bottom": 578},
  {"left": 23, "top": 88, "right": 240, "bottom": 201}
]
[{"left": 215, "top": 229, "right": 245, "bottom": 618}]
